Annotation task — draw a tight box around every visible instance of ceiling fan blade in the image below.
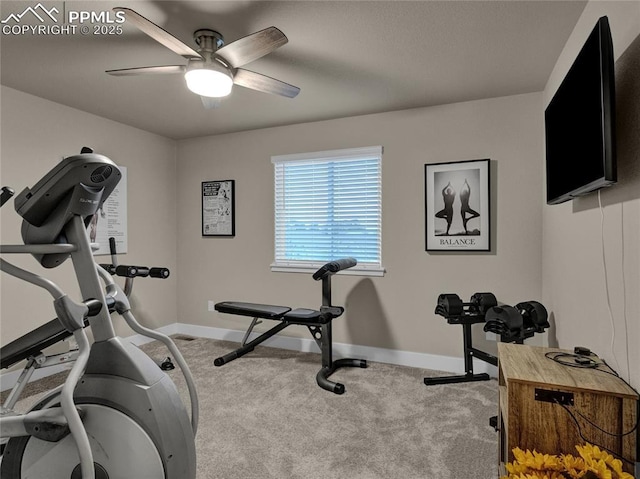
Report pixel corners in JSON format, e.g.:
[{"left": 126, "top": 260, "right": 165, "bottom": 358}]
[
  {"left": 106, "top": 65, "right": 186, "bottom": 76},
  {"left": 115, "top": 7, "right": 202, "bottom": 60},
  {"left": 216, "top": 27, "right": 288, "bottom": 68},
  {"left": 201, "top": 96, "right": 222, "bottom": 109},
  {"left": 233, "top": 69, "right": 300, "bottom": 98}
]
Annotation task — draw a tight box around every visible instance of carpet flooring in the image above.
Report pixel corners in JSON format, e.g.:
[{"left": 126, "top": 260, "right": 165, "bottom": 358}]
[{"left": 4, "top": 336, "right": 499, "bottom": 478}]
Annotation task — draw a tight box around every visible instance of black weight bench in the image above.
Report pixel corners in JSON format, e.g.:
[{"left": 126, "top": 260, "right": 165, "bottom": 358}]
[
  {"left": 214, "top": 258, "right": 367, "bottom": 394},
  {"left": 1, "top": 316, "right": 88, "bottom": 371}
]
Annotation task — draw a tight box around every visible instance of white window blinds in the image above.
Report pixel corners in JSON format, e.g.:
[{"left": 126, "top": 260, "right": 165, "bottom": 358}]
[{"left": 271, "top": 146, "right": 383, "bottom": 275}]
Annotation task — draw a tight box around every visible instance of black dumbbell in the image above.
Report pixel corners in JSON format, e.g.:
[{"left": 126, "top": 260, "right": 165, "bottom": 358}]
[
  {"left": 435, "top": 292, "right": 497, "bottom": 317},
  {"left": 483, "top": 305, "right": 523, "bottom": 338},
  {"left": 516, "top": 301, "right": 549, "bottom": 332},
  {"left": 470, "top": 292, "right": 498, "bottom": 314}
]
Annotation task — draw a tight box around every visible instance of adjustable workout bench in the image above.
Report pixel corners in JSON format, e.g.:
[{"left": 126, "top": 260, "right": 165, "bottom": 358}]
[{"left": 214, "top": 258, "right": 367, "bottom": 394}]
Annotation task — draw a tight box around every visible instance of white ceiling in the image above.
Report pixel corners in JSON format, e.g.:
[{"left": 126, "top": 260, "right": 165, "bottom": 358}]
[{"left": 0, "top": 1, "right": 587, "bottom": 140}]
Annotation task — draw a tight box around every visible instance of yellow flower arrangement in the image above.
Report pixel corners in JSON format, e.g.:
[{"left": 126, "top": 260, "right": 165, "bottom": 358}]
[{"left": 501, "top": 443, "right": 635, "bottom": 479}]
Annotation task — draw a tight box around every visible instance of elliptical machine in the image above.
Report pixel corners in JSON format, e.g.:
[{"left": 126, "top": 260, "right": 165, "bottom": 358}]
[{"left": 0, "top": 149, "right": 198, "bottom": 478}]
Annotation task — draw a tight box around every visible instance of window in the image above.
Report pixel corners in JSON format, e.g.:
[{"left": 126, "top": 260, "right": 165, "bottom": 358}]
[{"left": 271, "top": 146, "right": 384, "bottom": 276}]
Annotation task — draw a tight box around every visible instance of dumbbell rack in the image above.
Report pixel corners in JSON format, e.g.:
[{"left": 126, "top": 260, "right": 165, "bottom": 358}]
[
  {"left": 424, "top": 314, "right": 506, "bottom": 386},
  {"left": 426, "top": 293, "right": 548, "bottom": 387},
  {"left": 425, "top": 292, "right": 527, "bottom": 387}
]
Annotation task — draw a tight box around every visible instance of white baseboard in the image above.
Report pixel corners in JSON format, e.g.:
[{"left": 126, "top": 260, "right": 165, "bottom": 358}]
[
  {"left": 1, "top": 322, "right": 497, "bottom": 392},
  {"left": 171, "top": 322, "right": 498, "bottom": 377}
]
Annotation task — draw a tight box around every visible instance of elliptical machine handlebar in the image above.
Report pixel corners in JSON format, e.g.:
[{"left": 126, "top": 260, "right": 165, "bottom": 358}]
[
  {"left": 1, "top": 186, "right": 14, "bottom": 208},
  {"left": 100, "top": 264, "right": 171, "bottom": 278},
  {"left": 99, "top": 237, "right": 171, "bottom": 302},
  {"left": 101, "top": 236, "right": 170, "bottom": 279}
]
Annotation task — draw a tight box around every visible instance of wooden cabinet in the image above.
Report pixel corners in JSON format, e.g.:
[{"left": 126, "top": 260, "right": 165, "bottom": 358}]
[{"left": 497, "top": 343, "right": 638, "bottom": 475}]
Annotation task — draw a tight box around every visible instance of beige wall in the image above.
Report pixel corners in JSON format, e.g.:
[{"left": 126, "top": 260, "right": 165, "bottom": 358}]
[
  {"left": 542, "top": 1, "right": 640, "bottom": 389},
  {"left": 0, "top": 86, "right": 178, "bottom": 348},
  {"left": 176, "top": 92, "right": 544, "bottom": 360}
]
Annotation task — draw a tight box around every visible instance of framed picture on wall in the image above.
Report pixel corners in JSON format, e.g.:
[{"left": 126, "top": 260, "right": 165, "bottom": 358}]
[
  {"left": 425, "top": 159, "right": 490, "bottom": 252},
  {"left": 202, "top": 180, "right": 235, "bottom": 237}
]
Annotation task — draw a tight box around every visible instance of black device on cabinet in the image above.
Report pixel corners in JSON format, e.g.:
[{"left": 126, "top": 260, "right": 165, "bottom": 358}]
[{"left": 545, "top": 16, "right": 617, "bottom": 205}]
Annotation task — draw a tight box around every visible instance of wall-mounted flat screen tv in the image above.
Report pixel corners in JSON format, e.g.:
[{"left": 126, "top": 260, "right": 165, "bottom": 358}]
[{"left": 545, "top": 16, "right": 616, "bottom": 205}]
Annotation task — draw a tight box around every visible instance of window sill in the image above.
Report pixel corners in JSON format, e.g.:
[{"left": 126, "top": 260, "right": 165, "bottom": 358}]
[{"left": 270, "top": 263, "right": 386, "bottom": 277}]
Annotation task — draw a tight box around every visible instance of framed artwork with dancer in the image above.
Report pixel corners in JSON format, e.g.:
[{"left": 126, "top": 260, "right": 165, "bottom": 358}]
[{"left": 425, "top": 159, "right": 490, "bottom": 251}]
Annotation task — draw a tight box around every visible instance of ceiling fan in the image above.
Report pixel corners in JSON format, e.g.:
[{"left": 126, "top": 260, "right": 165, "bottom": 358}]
[{"left": 106, "top": 7, "right": 300, "bottom": 107}]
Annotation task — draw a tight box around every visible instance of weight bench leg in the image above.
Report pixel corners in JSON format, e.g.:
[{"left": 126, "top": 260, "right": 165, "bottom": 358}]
[
  {"left": 424, "top": 372, "right": 490, "bottom": 386},
  {"left": 241, "top": 316, "right": 262, "bottom": 346},
  {"left": 317, "top": 358, "right": 368, "bottom": 395},
  {"left": 313, "top": 322, "right": 367, "bottom": 394},
  {"left": 214, "top": 321, "right": 289, "bottom": 366}
]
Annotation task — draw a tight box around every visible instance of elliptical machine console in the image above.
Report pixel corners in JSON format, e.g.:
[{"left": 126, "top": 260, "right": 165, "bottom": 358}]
[
  {"left": 0, "top": 148, "right": 198, "bottom": 479},
  {"left": 15, "top": 151, "right": 121, "bottom": 269}
]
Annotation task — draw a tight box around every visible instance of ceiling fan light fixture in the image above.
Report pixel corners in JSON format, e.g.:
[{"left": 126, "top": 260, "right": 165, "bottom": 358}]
[
  {"left": 107, "top": 8, "right": 299, "bottom": 104},
  {"left": 185, "top": 68, "right": 233, "bottom": 98}
]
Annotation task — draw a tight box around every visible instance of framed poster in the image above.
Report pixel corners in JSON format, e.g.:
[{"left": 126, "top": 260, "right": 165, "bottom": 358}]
[
  {"left": 425, "top": 159, "right": 490, "bottom": 251},
  {"left": 202, "top": 180, "right": 235, "bottom": 236}
]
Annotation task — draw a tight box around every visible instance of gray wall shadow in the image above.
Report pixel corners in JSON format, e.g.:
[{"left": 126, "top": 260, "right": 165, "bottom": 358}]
[
  {"left": 546, "top": 312, "right": 559, "bottom": 348},
  {"left": 345, "top": 278, "right": 395, "bottom": 350}
]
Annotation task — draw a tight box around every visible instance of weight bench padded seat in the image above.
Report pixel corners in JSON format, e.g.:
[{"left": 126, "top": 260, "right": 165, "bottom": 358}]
[
  {"left": 1, "top": 317, "right": 80, "bottom": 370},
  {"left": 1, "top": 297, "right": 115, "bottom": 370},
  {"left": 284, "top": 308, "right": 326, "bottom": 324},
  {"left": 214, "top": 302, "right": 328, "bottom": 324},
  {"left": 214, "top": 302, "right": 291, "bottom": 320}
]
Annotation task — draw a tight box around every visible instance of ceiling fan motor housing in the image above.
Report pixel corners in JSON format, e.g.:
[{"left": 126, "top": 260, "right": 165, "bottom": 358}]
[
  {"left": 194, "top": 29, "right": 225, "bottom": 51},
  {"left": 187, "top": 29, "right": 232, "bottom": 76}
]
